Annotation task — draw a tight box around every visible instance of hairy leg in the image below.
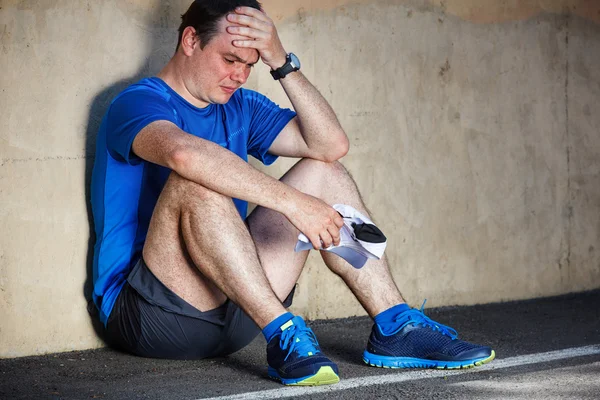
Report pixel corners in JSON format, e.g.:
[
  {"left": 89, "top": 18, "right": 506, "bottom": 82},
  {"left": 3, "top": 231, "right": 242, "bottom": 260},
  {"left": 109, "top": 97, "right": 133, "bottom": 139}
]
[
  {"left": 142, "top": 172, "right": 286, "bottom": 329},
  {"left": 248, "top": 159, "right": 404, "bottom": 318},
  {"left": 314, "top": 161, "right": 405, "bottom": 317}
]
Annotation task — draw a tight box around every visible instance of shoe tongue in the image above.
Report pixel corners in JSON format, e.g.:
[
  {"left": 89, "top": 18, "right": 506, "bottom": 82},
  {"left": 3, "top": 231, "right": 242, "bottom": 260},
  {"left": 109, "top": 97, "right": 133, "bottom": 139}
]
[
  {"left": 280, "top": 319, "right": 294, "bottom": 331},
  {"left": 280, "top": 316, "right": 307, "bottom": 332},
  {"left": 291, "top": 316, "right": 306, "bottom": 328}
]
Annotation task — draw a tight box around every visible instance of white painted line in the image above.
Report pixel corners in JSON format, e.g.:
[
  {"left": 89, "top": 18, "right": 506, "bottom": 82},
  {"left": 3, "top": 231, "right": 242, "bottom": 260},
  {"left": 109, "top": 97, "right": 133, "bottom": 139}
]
[{"left": 200, "top": 345, "right": 600, "bottom": 400}]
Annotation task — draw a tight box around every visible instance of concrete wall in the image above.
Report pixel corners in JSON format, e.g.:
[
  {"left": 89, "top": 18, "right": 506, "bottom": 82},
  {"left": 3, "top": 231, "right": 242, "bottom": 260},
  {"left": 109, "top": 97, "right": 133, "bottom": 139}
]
[{"left": 0, "top": 0, "right": 598, "bottom": 358}]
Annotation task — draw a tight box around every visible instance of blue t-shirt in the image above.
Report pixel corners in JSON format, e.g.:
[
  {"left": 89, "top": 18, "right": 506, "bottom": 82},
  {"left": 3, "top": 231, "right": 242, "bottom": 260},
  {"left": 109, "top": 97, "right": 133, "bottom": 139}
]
[{"left": 91, "top": 77, "right": 296, "bottom": 325}]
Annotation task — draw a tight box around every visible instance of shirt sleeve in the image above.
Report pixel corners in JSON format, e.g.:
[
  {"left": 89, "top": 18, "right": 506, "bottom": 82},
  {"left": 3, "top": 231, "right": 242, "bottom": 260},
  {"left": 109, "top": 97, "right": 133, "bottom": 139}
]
[
  {"left": 105, "top": 89, "right": 178, "bottom": 165},
  {"left": 243, "top": 89, "right": 296, "bottom": 166}
]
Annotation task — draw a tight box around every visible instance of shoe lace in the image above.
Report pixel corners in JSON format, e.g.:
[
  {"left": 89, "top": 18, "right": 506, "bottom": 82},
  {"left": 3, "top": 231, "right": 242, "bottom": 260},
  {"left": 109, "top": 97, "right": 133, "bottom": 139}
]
[
  {"left": 393, "top": 300, "right": 458, "bottom": 339},
  {"left": 279, "top": 324, "right": 320, "bottom": 361}
]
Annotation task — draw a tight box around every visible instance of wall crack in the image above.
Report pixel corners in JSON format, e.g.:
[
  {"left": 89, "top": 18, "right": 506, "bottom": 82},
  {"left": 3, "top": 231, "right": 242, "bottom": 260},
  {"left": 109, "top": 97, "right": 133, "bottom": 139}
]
[
  {"left": 565, "top": 14, "right": 572, "bottom": 275},
  {"left": 0, "top": 155, "right": 93, "bottom": 167}
]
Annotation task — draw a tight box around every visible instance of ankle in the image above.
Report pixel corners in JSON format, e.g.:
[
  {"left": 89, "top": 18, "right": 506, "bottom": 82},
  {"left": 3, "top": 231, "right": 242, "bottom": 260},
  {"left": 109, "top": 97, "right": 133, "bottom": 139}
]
[
  {"left": 262, "top": 312, "right": 294, "bottom": 343},
  {"left": 374, "top": 303, "right": 410, "bottom": 335}
]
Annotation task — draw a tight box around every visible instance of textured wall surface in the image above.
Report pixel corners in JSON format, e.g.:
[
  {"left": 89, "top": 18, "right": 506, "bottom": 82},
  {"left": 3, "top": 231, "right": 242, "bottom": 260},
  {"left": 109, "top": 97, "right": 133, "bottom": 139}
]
[{"left": 1, "top": 0, "right": 599, "bottom": 357}]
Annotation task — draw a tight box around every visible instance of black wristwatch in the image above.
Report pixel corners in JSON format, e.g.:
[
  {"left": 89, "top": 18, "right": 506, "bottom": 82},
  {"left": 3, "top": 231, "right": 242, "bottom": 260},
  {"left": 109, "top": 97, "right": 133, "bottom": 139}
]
[{"left": 270, "top": 53, "right": 301, "bottom": 80}]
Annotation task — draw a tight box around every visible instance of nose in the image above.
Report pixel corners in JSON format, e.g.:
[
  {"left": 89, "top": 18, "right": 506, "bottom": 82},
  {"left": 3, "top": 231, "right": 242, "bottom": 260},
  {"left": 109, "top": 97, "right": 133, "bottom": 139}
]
[{"left": 231, "top": 65, "right": 250, "bottom": 85}]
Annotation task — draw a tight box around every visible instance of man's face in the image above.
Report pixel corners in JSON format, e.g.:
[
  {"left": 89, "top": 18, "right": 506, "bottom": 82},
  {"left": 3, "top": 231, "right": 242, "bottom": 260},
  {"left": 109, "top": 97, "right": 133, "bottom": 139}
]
[{"left": 184, "top": 17, "right": 259, "bottom": 107}]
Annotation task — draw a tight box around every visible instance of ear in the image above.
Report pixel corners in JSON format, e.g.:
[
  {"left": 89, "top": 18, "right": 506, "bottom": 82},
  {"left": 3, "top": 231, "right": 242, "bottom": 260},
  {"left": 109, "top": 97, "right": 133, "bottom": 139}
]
[{"left": 181, "top": 26, "right": 200, "bottom": 56}]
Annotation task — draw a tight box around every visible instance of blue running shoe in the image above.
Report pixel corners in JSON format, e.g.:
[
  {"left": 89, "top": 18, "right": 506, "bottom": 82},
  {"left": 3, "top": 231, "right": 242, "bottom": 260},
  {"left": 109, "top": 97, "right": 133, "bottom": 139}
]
[
  {"left": 267, "top": 316, "right": 340, "bottom": 386},
  {"left": 363, "top": 302, "right": 495, "bottom": 369}
]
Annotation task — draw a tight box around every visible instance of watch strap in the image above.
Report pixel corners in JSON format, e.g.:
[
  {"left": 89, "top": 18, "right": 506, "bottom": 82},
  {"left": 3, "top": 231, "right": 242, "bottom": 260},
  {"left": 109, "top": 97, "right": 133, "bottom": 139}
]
[{"left": 270, "top": 54, "right": 299, "bottom": 80}]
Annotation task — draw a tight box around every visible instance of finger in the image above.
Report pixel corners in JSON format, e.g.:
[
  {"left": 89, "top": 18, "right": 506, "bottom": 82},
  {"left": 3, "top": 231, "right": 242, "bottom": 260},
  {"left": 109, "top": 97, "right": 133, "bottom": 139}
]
[
  {"left": 226, "top": 26, "right": 269, "bottom": 40},
  {"left": 227, "top": 13, "right": 269, "bottom": 30},
  {"left": 320, "top": 231, "right": 334, "bottom": 249},
  {"left": 333, "top": 214, "right": 344, "bottom": 228},
  {"left": 309, "top": 235, "right": 322, "bottom": 251},
  {"left": 232, "top": 39, "right": 262, "bottom": 49},
  {"left": 328, "top": 226, "right": 341, "bottom": 246},
  {"left": 235, "top": 6, "right": 270, "bottom": 22}
]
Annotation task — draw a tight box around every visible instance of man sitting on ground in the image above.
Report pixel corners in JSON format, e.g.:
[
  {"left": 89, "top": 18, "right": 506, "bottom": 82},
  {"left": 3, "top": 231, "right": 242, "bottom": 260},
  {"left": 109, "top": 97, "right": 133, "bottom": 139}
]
[{"left": 91, "top": 0, "right": 495, "bottom": 386}]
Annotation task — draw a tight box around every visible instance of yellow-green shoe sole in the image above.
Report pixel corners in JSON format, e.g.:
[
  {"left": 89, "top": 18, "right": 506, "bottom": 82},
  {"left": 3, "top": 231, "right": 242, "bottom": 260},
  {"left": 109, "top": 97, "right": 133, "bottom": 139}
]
[
  {"left": 270, "top": 366, "right": 340, "bottom": 386},
  {"left": 289, "top": 366, "right": 340, "bottom": 386},
  {"left": 363, "top": 350, "right": 496, "bottom": 369},
  {"left": 434, "top": 350, "right": 496, "bottom": 370}
]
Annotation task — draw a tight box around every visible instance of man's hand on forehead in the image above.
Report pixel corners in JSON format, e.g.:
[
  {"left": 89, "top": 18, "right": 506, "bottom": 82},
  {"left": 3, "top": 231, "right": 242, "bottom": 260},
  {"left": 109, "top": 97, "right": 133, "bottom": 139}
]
[{"left": 226, "top": 6, "right": 288, "bottom": 70}]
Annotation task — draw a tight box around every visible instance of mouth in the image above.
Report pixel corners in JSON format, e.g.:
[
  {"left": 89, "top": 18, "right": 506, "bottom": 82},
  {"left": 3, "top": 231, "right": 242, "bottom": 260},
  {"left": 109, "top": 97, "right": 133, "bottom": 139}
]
[{"left": 220, "top": 86, "right": 237, "bottom": 94}]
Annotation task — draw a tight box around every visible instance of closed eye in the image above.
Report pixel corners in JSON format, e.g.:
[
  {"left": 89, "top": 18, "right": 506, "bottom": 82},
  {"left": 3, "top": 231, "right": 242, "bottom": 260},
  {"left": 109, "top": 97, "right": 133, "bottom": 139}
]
[{"left": 224, "top": 52, "right": 258, "bottom": 68}]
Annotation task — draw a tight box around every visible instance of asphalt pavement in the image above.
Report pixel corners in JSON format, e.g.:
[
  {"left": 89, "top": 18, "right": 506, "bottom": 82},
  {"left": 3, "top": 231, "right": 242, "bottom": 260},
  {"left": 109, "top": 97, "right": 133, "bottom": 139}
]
[{"left": 1, "top": 290, "right": 599, "bottom": 399}]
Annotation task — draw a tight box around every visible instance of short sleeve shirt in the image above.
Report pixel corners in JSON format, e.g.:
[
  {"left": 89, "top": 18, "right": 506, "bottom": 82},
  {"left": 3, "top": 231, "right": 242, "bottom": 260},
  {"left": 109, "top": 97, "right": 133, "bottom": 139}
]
[{"left": 91, "top": 78, "right": 296, "bottom": 325}]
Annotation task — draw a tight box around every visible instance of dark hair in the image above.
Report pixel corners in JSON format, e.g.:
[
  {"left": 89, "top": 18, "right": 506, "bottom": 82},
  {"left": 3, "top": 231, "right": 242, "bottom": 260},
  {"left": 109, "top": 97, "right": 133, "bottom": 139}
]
[{"left": 177, "top": 0, "right": 262, "bottom": 51}]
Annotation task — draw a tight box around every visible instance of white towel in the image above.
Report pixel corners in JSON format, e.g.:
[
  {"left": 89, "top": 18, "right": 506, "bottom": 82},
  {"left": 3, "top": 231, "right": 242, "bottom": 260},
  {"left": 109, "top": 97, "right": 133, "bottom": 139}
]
[{"left": 294, "top": 204, "right": 387, "bottom": 269}]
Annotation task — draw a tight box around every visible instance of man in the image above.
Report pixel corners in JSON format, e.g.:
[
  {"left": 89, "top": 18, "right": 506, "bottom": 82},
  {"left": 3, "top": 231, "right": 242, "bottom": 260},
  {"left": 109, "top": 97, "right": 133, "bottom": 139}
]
[{"left": 91, "top": 0, "right": 495, "bottom": 386}]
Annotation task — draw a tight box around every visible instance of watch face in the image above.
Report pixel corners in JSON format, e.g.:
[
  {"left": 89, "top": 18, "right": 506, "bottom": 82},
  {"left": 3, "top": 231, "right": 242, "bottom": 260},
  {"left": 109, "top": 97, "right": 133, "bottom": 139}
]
[{"left": 289, "top": 53, "right": 301, "bottom": 69}]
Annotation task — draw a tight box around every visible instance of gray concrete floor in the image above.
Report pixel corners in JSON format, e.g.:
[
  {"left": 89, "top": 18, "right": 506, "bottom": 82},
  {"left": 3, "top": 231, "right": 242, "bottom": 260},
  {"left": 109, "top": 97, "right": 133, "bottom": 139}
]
[{"left": 1, "top": 291, "right": 599, "bottom": 399}]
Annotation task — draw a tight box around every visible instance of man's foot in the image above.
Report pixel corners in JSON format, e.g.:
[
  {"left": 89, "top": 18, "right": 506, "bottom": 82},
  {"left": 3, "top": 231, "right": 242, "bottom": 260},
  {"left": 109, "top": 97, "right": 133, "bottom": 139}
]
[
  {"left": 267, "top": 316, "right": 340, "bottom": 386},
  {"left": 363, "top": 304, "right": 495, "bottom": 369}
]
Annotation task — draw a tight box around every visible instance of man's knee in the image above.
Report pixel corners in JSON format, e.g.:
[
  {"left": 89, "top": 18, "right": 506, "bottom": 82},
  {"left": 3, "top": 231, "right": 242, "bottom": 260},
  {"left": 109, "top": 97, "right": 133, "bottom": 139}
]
[
  {"left": 162, "top": 172, "right": 233, "bottom": 212},
  {"left": 297, "top": 158, "right": 349, "bottom": 178}
]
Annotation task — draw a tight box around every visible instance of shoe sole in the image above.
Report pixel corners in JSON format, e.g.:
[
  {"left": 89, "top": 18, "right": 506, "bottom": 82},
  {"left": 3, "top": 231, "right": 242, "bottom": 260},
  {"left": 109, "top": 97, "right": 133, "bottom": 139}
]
[
  {"left": 363, "top": 350, "right": 496, "bottom": 369},
  {"left": 268, "top": 366, "right": 340, "bottom": 386}
]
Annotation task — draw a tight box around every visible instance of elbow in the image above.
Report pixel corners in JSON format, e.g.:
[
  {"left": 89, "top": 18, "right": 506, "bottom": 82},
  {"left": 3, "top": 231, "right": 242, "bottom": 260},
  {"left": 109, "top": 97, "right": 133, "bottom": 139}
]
[
  {"left": 322, "top": 134, "right": 350, "bottom": 162},
  {"left": 165, "top": 146, "right": 192, "bottom": 173}
]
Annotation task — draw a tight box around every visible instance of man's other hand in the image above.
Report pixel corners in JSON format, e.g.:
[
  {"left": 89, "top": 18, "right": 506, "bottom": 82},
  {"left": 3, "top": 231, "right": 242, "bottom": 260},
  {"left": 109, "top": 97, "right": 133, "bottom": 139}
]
[
  {"left": 285, "top": 194, "right": 345, "bottom": 250},
  {"left": 226, "top": 6, "right": 287, "bottom": 70}
]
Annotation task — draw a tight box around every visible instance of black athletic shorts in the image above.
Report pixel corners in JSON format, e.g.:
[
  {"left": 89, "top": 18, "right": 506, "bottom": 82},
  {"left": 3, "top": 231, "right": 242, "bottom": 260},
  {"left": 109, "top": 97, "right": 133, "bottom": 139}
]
[{"left": 105, "top": 258, "right": 295, "bottom": 360}]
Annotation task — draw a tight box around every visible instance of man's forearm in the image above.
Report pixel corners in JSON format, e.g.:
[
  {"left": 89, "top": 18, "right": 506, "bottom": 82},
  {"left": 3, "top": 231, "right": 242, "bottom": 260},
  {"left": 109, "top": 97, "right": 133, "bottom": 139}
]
[
  {"left": 279, "top": 71, "right": 349, "bottom": 160},
  {"left": 170, "top": 136, "right": 298, "bottom": 215},
  {"left": 225, "top": 8, "right": 348, "bottom": 161}
]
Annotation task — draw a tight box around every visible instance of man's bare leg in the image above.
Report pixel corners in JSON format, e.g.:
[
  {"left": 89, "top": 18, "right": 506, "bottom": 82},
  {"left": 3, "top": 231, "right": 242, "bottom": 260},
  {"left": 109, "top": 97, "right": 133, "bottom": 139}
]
[
  {"left": 142, "top": 169, "right": 339, "bottom": 385},
  {"left": 247, "top": 158, "right": 405, "bottom": 318},
  {"left": 142, "top": 172, "right": 293, "bottom": 329},
  {"left": 249, "top": 158, "right": 494, "bottom": 372},
  {"left": 143, "top": 159, "right": 402, "bottom": 330}
]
